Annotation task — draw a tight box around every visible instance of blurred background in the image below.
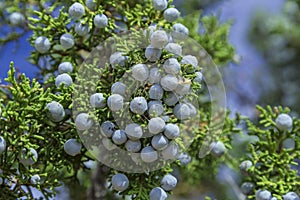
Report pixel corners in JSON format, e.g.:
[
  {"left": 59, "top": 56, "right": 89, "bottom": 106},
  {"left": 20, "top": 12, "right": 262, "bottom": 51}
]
[{"left": 1, "top": 0, "right": 298, "bottom": 199}]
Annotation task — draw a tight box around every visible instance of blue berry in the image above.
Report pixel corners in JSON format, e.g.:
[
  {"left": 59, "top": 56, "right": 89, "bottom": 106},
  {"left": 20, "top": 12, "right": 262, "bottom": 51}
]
[
  {"left": 148, "top": 117, "right": 165, "bottom": 134},
  {"left": 178, "top": 152, "right": 191, "bottom": 165},
  {"left": 0, "top": 137, "right": 6, "bottom": 153},
  {"left": 101, "top": 121, "right": 115, "bottom": 137},
  {"left": 194, "top": 71, "right": 203, "bottom": 83},
  {"left": 112, "top": 173, "right": 129, "bottom": 192},
  {"left": 111, "top": 82, "right": 127, "bottom": 96},
  {"left": 148, "top": 100, "right": 164, "bottom": 117},
  {"left": 149, "top": 67, "right": 162, "bottom": 84},
  {"left": 132, "top": 64, "right": 149, "bottom": 82},
  {"left": 161, "top": 142, "right": 179, "bottom": 160},
  {"left": 64, "top": 139, "right": 82, "bottom": 156},
  {"left": 69, "top": 2, "right": 85, "bottom": 18},
  {"left": 151, "top": 133, "right": 169, "bottom": 150},
  {"left": 149, "top": 187, "right": 168, "bottom": 200},
  {"left": 55, "top": 73, "right": 73, "bottom": 87},
  {"left": 256, "top": 190, "right": 272, "bottom": 200},
  {"left": 112, "top": 130, "right": 127, "bottom": 145},
  {"left": 160, "top": 75, "right": 178, "bottom": 91},
  {"left": 58, "top": 62, "right": 73, "bottom": 74},
  {"left": 149, "top": 84, "right": 164, "bottom": 100},
  {"left": 151, "top": 30, "right": 169, "bottom": 49},
  {"left": 110, "top": 52, "right": 127, "bottom": 68},
  {"left": 275, "top": 113, "right": 293, "bottom": 131},
  {"left": 240, "top": 160, "right": 253, "bottom": 175},
  {"left": 283, "top": 192, "right": 300, "bottom": 200},
  {"left": 210, "top": 141, "right": 226, "bottom": 157},
  {"left": 34, "top": 36, "right": 51, "bottom": 53},
  {"left": 163, "top": 8, "right": 180, "bottom": 22},
  {"left": 75, "top": 113, "right": 93, "bottom": 131},
  {"left": 125, "top": 140, "right": 141, "bottom": 152},
  {"left": 181, "top": 55, "right": 198, "bottom": 70},
  {"left": 107, "top": 94, "right": 124, "bottom": 111},
  {"left": 241, "top": 182, "right": 254, "bottom": 195},
  {"left": 125, "top": 123, "right": 143, "bottom": 140},
  {"left": 145, "top": 45, "right": 162, "bottom": 62},
  {"left": 161, "top": 174, "right": 177, "bottom": 191},
  {"left": 173, "top": 103, "right": 196, "bottom": 120},
  {"left": 130, "top": 97, "right": 148, "bottom": 115},
  {"left": 90, "top": 93, "right": 106, "bottom": 108},
  {"left": 9, "top": 12, "right": 25, "bottom": 26},
  {"left": 46, "top": 101, "right": 65, "bottom": 122},
  {"left": 163, "top": 58, "right": 181, "bottom": 75},
  {"left": 164, "top": 43, "right": 182, "bottom": 57},
  {"left": 85, "top": 0, "right": 96, "bottom": 10},
  {"left": 30, "top": 174, "right": 41, "bottom": 185},
  {"left": 141, "top": 146, "right": 158, "bottom": 163},
  {"left": 75, "top": 22, "right": 90, "bottom": 36},
  {"left": 163, "top": 92, "right": 179, "bottom": 106},
  {"left": 60, "top": 33, "right": 75, "bottom": 50},
  {"left": 175, "top": 79, "right": 191, "bottom": 96},
  {"left": 94, "top": 14, "right": 108, "bottom": 28},
  {"left": 152, "top": 0, "right": 167, "bottom": 11},
  {"left": 19, "top": 148, "right": 38, "bottom": 166},
  {"left": 172, "top": 23, "right": 189, "bottom": 40},
  {"left": 164, "top": 123, "right": 180, "bottom": 139}
]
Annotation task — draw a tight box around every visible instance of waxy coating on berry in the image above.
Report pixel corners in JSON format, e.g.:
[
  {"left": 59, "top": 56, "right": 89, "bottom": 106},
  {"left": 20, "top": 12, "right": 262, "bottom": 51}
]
[
  {"left": 9, "top": 12, "right": 25, "bottom": 26},
  {"left": 149, "top": 187, "right": 168, "bottom": 200},
  {"left": 209, "top": 141, "right": 226, "bottom": 157},
  {"left": 164, "top": 43, "right": 182, "bottom": 57},
  {"left": 75, "top": 22, "right": 90, "bottom": 36},
  {"left": 160, "top": 75, "right": 178, "bottom": 91},
  {"left": 94, "top": 14, "right": 108, "bottom": 28},
  {"left": 58, "top": 62, "right": 73, "bottom": 74},
  {"left": 161, "top": 142, "right": 179, "bottom": 160},
  {"left": 111, "top": 173, "right": 129, "bottom": 192},
  {"left": 101, "top": 121, "right": 115, "bottom": 137},
  {"left": 149, "top": 84, "right": 164, "bottom": 100},
  {"left": 275, "top": 113, "right": 293, "bottom": 131},
  {"left": 148, "top": 100, "right": 164, "bottom": 117},
  {"left": 125, "top": 123, "right": 143, "bottom": 140},
  {"left": 112, "top": 130, "right": 127, "bottom": 145},
  {"left": 256, "top": 189, "right": 272, "bottom": 200},
  {"left": 150, "top": 30, "right": 169, "bottom": 48},
  {"left": 148, "top": 117, "right": 165, "bottom": 134},
  {"left": 240, "top": 160, "right": 253, "bottom": 175},
  {"left": 160, "top": 174, "right": 177, "bottom": 191},
  {"left": 107, "top": 94, "right": 124, "bottom": 111},
  {"left": 151, "top": 133, "right": 169, "bottom": 150},
  {"left": 152, "top": 0, "right": 167, "bottom": 11},
  {"left": 130, "top": 97, "right": 148, "bottom": 115},
  {"left": 163, "top": 58, "right": 181, "bottom": 75},
  {"left": 141, "top": 146, "right": 158, "bottom": 163},
  {"left": 145, "top": 45, "right": 162, "bottom": 62},
  {"left": 173, "top": 103, "right": 196, "bottom": 120},
  {"left": 163, "top": 8, "right": 180, "bottom": 22},
  {"left": 241, "top": 182, "right": 254, "bottom": 195},
  {"left": 178, "top": 152, "right": 191, "bottom": 165},
  {"left": 132, "top": 64, "right": 149, "bottom": 82},
  {"left": 125, "top": 140, "right": 141, "bottom": 152},
  {"left": 69, "top": 2, "right": 85, "bottom": 18},
  {"left": 34, "top": 36, "right": 51, "bottom": 53},
  {"left": 60, "top": 33, "right": 75, "bottom": 50},
  {"left": 149, "top": 67, "right": 162, "bottom": 84},
  {"left": 0, "top": 136, "right": 6, "bottom": 153},
  {"left": 75, "top": 113, "right": 93, "bottom": 131},
  {"left": 111, "top": 82, "right": 127, "bottom": 96},
  {"left": 181, "top": 55, "right": 199, "bottom": 70},
  {"left": 55, "top": 73, "right": 73, "bottom": 87},
  {"left": 172, "top": 23, "right": 189, "bottom": 40},
  {"left": 90, "top": 93, "right": 106, "bottom": 108},
  {"left": 283, "top": 192, "right": 300, "bottom": 200},
  {"left": 46, "top": 101, "right": 65, "bottom": 122},
  {"left": 164, "top": 123, "right": 180, "bottom": 139},
  {"left": 110, "top": 52, "right": 127, "bottom": 68},
  {"left": 64, "top": 139, "right": 82, "bottom": 156},
  {"left": 164, "top": 92, "right": 179, "bottom": 106}
]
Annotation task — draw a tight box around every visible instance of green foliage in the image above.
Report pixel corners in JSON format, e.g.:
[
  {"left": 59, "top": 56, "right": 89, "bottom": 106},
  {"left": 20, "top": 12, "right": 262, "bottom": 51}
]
[{"left": 240, "top": 106, "right": 300, "bottom": 199}]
